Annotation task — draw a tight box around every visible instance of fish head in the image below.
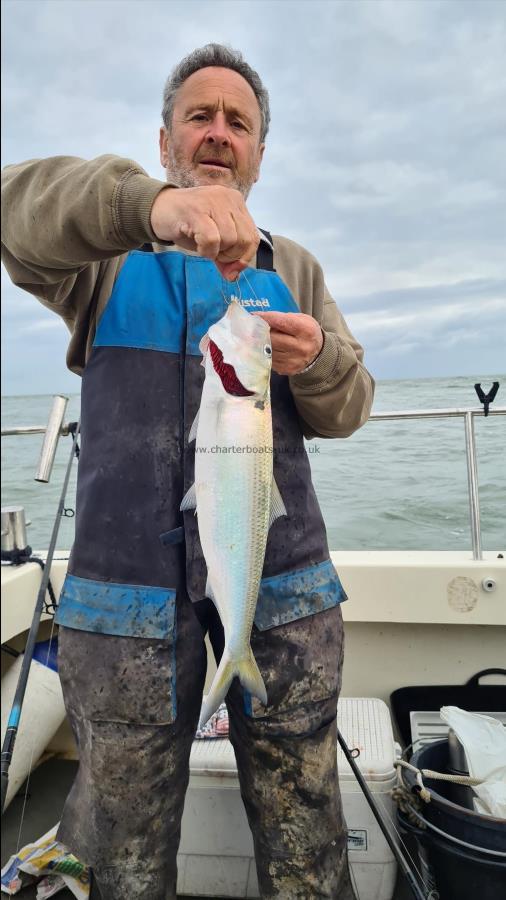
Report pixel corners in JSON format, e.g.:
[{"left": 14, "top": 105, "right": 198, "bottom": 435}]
[{"left": 203, "top": 301, "right": 272, "bottom": 398}]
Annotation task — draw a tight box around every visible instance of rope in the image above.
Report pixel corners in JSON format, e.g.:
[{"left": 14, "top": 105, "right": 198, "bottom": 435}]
[
  {"left": 392, "top": 758, "right": 506, "bottom": 859},
  {"left": 392, "top": 757, "right": 482, "bottom": 827},
  {"left": 392, "top": 784, "right": 427, "bottom": 827},
  {"left": 394, "top": 758, "right": 482, "bottom": 792}
]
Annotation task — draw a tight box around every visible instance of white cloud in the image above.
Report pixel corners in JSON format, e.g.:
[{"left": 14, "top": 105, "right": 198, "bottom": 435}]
[{"left": 2, "top": 0, "right": 506, "bottom": 390}]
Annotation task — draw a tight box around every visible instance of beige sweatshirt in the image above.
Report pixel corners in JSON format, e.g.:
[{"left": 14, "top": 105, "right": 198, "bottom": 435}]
[{"left": 1, "top": 154, "right": 374, "bottom": 439}]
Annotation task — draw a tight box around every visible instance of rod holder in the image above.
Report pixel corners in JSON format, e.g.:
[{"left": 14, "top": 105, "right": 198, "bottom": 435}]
[
  {"left": 1, "top": 506, "right": 31, "bottom": 559},
  {"left": 35, "top": 395, "right": 69, "bottom": 483}
]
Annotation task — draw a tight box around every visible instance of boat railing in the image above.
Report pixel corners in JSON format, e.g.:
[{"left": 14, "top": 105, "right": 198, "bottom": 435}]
[
  {"left": 368, "top": 406, "right": 505, "bottom": 561},
  {"left": 2, "top": 400, "right": 505, "bottom": 561}
]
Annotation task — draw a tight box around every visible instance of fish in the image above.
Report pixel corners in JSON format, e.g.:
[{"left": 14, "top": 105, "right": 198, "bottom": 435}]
[{"left": 181, "top": 299, "right": 287, "bottom": 728}]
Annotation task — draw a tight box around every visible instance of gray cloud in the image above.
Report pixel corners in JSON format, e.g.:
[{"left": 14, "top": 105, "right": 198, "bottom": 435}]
[{"left": 2, "top": 0, "right": 506, "bottom": 393}]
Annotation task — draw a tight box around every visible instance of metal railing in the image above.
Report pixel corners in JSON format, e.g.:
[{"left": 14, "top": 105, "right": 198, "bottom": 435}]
[
  {"left": 367, "top": 406, "right": 505, "bottom": 560},
  {"left": 0, "top": 424, "right": 74, "bottom": 437},
  {"left": 2, "top": 402, "right": 505, "bottom": 561}
]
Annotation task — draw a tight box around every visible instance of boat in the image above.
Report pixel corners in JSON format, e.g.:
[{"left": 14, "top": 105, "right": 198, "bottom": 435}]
[{"left": 1, "top": 395, "right": 505, "bottom": 899}]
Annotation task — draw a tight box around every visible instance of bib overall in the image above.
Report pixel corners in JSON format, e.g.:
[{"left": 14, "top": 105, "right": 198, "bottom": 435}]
[{"left": 55, "top": 235, "right": 356, "bottom": 899}]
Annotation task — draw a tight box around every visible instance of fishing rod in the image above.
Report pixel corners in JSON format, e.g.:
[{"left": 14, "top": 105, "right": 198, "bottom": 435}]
[
  {"left": 337, "top": 727, "right": 428, "bottom": 900},
  {"left": 1, "top": 420, "right": 80, "bottom": 815}
]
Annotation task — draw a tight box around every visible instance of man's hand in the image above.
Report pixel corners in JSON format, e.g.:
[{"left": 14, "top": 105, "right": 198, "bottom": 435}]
[
  {"left": 253, "top": 312, "right": 324, "bottom": 376},
  {"left": 150, "top": 185, "right": 259, "bottom": 281}
]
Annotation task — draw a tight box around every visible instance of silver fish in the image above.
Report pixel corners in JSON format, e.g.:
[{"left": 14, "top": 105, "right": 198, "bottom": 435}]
[{"left": 181, "top": 300, "right": 287, "bottom": 728}]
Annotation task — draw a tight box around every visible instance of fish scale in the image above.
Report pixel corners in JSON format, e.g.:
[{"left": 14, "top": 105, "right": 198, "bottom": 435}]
[{"left": 181, "top": 300, "right": 287, "bottom": 728}]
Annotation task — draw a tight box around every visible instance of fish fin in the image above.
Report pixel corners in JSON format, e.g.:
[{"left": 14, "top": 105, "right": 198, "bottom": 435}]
[
  {"left": 239, "top": 648, "right": 268, "bottom": 707},
  {"left": 198, "top": 649, "right": 267, "bottom": 729},
  {"left": 199, "top": 333, "right": 210, "bottom": 367},
  {"left": 188, "top": 409, "right": 199, "bottom": 443},
  {"left": 180, "top": 483, "right": 197, "bottom": 511},
  {"left": 199, "top": 653, "right": 235, "bottom": 728},
  {"left": 269, "top": 477, "right": 287, "bottom": 528}
]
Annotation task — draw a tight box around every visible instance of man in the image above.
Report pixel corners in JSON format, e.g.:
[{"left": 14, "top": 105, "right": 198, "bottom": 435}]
[{"left": 2, "top": 44, "right": 373, "bottom": 899}]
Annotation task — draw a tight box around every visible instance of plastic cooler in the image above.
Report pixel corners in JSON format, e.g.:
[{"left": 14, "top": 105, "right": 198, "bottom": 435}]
[{"left": 177, "top": 697, "right": 398, "bottom": 899}]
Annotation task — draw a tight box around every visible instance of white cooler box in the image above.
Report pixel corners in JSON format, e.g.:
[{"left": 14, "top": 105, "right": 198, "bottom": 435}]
[{"left": 177, "top": 698, "right": 399, "bottom": 899}]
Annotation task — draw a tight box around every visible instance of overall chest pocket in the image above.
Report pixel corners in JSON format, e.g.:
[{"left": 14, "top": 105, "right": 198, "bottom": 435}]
[
  {"left": 245, "top": 559, "right": 347, "bottom": 719},
  {"left": 56, "top": 575, "right": 177, "bottom": 725}
]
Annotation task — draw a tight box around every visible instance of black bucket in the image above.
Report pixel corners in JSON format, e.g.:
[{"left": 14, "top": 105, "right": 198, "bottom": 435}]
[{"left": 398, "top": 740, "right": 506, "bottom": 899}]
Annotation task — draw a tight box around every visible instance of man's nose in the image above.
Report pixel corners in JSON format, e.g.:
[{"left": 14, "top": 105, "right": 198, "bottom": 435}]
[{"left": 204, "top": 113, "right": 231, "bottom": 146}]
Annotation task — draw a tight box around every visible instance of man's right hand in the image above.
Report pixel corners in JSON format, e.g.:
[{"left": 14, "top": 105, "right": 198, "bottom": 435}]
[{"left": 150, "top": 185, "right": 260, "bottom": 281}]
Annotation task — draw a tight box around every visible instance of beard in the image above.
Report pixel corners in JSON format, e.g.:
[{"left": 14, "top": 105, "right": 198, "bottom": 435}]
[{"left": 164, "top": 144, "right": 256, "bottom": 199}]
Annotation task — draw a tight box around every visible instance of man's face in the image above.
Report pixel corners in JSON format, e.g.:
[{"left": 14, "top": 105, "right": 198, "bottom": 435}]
[{"left": 160, "top": 66, "right": 265, "bottom": 198}]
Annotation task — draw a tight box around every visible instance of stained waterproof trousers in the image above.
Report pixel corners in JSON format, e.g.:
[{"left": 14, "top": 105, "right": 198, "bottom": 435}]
[{"left": 57, "top": 592, "right": 356, "bottom": 899}]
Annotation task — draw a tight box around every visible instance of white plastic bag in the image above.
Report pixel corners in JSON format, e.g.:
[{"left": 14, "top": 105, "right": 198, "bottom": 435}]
[{"left": 440, "top": 706, "right": 506, "bottom": 818}]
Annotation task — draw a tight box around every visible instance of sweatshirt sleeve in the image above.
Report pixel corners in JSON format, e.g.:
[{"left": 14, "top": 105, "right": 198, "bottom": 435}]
[
  {"left": 1, "top": 154, "right": 170, "bottom": 319},
  {"left": 272, "top": 235, "right": 375, "bottom": 439}
]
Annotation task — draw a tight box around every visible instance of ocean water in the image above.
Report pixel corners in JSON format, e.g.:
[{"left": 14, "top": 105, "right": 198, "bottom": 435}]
[{"left": 1, "top": 375, "right": 505, "bottom": 552}]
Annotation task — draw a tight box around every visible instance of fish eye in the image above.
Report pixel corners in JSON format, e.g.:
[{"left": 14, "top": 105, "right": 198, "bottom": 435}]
[{"left": 264, "top": 345, "right": 272, "bottom": 356}]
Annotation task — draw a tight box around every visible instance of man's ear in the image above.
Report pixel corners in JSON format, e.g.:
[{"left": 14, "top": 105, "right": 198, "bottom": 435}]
[
  {"left": 254, "top": 143, "right": 265, "bottom": 184},
  {"left": 159, "top": 127, "right": 170, "bottom": 168}
]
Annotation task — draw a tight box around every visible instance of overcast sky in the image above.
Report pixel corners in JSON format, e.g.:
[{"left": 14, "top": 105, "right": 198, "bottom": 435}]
[{"left": 2, "top": 0, "right": 505, "bottom": 395}]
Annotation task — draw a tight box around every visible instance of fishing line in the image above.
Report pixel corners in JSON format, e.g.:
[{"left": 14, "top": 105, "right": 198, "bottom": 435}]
[
  {"left": 14, "top": 611, "right": 60, "bottom": 852},
  {"left": 379, "top": 770, "right": 433, "bottom": 898},
  {"left": 220, "top": 282, "right": 232, "bottom": 307},
  {"left": 220, "top": 273, "right": 242, "bottom": 308},
  {"left": 337, "top": 728, "right": 428, "bottom": 900},
  {"left": 385, "top": 739, "right": 435, "bottom": 889},
  {"left": 15, "top": 745, "right": 35, "bottom": 853},
  {"left": 241, "top": 269, "right": 262, "bottom": 305},
  {"left": 344, "top": 790, "right": 427, "bottom": 900},
  {"left": 346, "top": 759, "right": 427, "bottom": 897},
  {"left": 348, "top": 852, "right": 360, "bottom": 900},
  {"left": 222, "top": 269, "right": 272, "bottom": 314},
  {"left": 375, "top": 787, "right": 427, "bottom": 893}
]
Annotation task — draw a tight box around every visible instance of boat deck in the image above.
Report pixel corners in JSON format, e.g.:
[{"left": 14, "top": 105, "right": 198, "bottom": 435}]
[{"left": 2, "top": 757, "right": 414, "bottom": 899}]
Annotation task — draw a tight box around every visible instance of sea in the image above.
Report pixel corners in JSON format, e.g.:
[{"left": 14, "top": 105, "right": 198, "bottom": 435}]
[{"left": 1, "top": 375, "right": 505, "bottom": 553}]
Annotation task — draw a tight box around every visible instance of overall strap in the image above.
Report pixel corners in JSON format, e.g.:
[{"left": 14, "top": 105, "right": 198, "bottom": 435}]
[
  {"left": 256, "top": 229, "right": 276, "bottom": 272},
  {"left": 139, "top": 232, "right": 275, "bottom": 271}
]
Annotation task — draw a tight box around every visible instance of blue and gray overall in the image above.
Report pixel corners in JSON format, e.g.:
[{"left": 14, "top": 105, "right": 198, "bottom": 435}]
[{"left": 55, "top": 235, "right": 356, "bottom": 899}]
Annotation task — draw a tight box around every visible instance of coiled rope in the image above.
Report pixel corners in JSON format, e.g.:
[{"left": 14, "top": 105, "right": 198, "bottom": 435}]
[
  {"left": 392, "top": 758, "right": 506, "bottom": 859},
  {"left": 392, "top": 757, "right": 482, "bottom": 824}
]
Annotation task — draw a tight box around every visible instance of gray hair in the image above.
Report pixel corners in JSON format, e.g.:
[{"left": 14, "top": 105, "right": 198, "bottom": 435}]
[{"left": 162, "top": 43, "right": 270, "bottom": 143}]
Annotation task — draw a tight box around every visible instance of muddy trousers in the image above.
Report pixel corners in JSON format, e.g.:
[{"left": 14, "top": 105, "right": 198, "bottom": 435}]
[{"left": 57, "top": 593, "right": 355, "bottom": 900}]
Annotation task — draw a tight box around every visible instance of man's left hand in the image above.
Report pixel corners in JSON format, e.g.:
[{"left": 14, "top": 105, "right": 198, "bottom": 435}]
[{"left": 253, "top": 312, "right": 323, "bottom": 376}]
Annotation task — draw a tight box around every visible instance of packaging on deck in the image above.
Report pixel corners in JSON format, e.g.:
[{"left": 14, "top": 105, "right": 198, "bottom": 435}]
[{"left": 0, "top": 825, "right": 89, "bottom": 899}]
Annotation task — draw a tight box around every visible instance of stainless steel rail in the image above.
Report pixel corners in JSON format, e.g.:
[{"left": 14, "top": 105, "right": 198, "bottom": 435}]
[
  {"left": 1, "top": 424, "right": 73, "bottom": 436},
  {"left": 368, "top": 405, "right": 506, "bottom": 560},
  {"left": 2, "top": 406, "right": 505, "bottom": 561},
  {"left": 370, "top": 406, "right": 505, "bottom": 420}
]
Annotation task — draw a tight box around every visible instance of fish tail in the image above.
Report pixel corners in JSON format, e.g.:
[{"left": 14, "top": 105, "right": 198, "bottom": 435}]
[
  {"left": 199, "top": 654, "right": 236, "bottom": 729},
  {"left": 198, "top": 649, "right": 267, "bottom": 729},
  {"left": 238, "top": 648, "right": 268, "bottom": 708}
]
